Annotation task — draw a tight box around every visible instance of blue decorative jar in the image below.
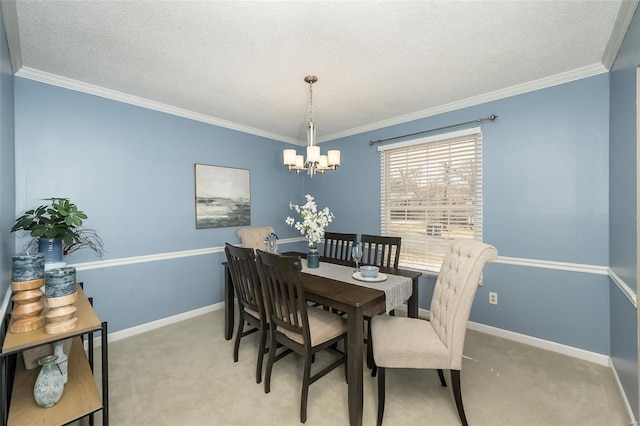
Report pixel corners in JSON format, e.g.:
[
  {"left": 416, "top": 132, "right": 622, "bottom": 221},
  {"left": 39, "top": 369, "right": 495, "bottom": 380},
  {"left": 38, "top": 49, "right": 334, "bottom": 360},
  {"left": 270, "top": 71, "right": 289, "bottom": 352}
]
[
  {"left": 11, "top": 254, "right": 45, "bottom": 282},
  {"left": 307, "top": 249, "right": 320, "bottom": 269},
  {"left": 45, "top": 267, "right": 76, "bottom": 298}
]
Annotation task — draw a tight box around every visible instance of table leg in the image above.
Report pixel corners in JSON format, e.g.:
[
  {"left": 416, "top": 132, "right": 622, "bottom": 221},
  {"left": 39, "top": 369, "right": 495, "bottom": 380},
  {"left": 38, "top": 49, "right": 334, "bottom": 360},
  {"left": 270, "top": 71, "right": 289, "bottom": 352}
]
[
  {"left": 224, "top": 264, "right": 234, "bottom": 340},
  {"left": 347, "top": 305, "right": 364, "bottom": 426},
  {"left": 407, "top": 277, "right": 419, "bottom": 318}
]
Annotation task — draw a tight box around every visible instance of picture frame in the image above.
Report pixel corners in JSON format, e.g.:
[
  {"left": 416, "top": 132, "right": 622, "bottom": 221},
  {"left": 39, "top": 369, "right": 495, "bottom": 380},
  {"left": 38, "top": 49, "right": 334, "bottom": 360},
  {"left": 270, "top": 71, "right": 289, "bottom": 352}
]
[{"left": 194, "top": 163, "right": 251, "bottom": 229}]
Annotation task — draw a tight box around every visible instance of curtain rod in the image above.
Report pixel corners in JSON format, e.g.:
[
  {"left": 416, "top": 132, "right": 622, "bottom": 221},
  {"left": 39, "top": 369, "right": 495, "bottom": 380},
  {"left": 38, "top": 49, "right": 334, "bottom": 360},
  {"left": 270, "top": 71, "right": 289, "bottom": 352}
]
[{"left": 368, "top": 114, "right": 498, "bottom": 146}]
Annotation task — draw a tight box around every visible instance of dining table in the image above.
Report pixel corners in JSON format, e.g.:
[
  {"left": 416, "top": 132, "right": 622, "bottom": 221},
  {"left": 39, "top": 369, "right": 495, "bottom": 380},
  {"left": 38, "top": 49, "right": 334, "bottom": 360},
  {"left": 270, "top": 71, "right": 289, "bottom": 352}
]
[{"left": 222, "top": 253, "right": 421, "bottom": 426}]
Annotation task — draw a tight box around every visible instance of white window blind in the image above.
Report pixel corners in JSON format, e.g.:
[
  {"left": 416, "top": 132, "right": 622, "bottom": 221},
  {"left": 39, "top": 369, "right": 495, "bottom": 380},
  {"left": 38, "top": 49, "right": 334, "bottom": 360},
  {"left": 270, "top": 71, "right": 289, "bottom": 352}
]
[{"left": 379, "top": 127, "right": 483, "bottom": 272}]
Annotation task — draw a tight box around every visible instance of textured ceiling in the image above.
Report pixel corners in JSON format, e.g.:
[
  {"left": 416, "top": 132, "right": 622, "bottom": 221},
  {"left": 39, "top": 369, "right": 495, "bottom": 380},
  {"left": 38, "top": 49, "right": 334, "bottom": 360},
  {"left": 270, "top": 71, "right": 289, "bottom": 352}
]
[{"left": 2, "top": 1, "right": 637, "bottom": 145}]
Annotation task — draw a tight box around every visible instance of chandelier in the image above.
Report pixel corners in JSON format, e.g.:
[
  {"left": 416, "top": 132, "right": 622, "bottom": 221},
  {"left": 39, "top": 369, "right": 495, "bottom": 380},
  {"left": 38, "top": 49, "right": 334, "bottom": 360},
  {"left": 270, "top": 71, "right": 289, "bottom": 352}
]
[{"left": 283, "top": 75, "right": 340, "bottom": 177}]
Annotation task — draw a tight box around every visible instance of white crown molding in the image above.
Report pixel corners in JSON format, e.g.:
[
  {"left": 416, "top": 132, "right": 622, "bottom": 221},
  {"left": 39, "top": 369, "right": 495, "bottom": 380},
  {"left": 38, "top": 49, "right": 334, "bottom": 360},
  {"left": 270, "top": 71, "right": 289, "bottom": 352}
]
[
  {"left": 1, "top": 0, "right": 22, "bottom": 73},
  {"left": 14, "top": 67, "right": 301, "bottom": 145},
  {"left": 601, "top": 0, "right": 639, "bottom": 70},
  {"left": 319, "top": 64, "right": 608, "bottom": 143},
  {"left": 14, "top": 63, "right": 607, "bottom": 147}
]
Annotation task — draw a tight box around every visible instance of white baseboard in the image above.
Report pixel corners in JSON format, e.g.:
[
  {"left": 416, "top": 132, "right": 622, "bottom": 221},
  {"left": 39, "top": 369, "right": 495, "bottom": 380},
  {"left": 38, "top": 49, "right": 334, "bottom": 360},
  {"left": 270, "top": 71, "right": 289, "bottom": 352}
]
[
  {"left": 104, "top": 301, "right": 225, "bottom": 344},
  {"left": 609, "top": 358, "right": 638, "bottom": 426},
  {"left": 401, "top": 306, "right": 609, "bottom": 365},
  {"left": 465, "top": 319, "right": 610, "bottom": 366}
]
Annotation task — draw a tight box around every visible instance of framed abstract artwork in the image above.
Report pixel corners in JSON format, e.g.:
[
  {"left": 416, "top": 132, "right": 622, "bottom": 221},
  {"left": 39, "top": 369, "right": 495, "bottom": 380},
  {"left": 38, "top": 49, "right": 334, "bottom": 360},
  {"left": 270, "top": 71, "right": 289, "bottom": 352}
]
[{"left": 194, "top": 163, "right": 250, "bottom": 229}]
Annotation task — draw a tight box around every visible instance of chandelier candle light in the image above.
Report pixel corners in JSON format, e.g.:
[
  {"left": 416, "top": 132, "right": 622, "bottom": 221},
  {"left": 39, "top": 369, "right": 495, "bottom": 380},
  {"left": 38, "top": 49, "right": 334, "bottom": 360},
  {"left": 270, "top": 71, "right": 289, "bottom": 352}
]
[
  {"left": 283, "top": 75, "right": 340, "bottom": 177},
  {"left": 286, "top": 194, "right": 334, "bottom": 268}
]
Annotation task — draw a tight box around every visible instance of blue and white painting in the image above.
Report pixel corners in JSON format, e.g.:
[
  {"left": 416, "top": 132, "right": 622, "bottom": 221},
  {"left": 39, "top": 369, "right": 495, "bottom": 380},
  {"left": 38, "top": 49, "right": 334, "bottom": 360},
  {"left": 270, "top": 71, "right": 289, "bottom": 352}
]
[{"left": 195, "top": 164, "right": 250, "bottom": 229}]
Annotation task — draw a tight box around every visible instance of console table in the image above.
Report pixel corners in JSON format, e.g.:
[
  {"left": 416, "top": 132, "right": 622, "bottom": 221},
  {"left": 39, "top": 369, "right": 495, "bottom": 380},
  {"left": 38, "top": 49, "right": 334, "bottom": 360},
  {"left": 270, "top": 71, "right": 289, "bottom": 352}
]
[{"left": 0, "top": 284, "right": 109, "bottom": 425}]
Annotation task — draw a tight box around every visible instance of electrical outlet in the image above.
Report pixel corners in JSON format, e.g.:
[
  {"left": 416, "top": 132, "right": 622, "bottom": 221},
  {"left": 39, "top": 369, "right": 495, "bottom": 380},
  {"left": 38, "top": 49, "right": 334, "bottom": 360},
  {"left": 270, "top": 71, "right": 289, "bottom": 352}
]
[{"left": 489, "top": 292, "right": 498, "bottom": 305}]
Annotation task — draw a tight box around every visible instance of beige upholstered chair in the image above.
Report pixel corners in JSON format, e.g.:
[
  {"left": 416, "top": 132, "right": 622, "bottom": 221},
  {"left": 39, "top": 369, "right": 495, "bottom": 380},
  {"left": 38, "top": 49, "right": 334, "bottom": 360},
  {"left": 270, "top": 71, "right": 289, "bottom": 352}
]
[
  {"left": 224, "top": 243, "right": 268, "bottom": 384},
  {"left": 255, "top": 250, "right": 347, "bottom": 424},
  {"left": 371, "top": 239, "right": 498, "bottom": 426},
  {"left": 237, "top": 226, "right": 275, "bottom": 252},
  {"left": 361, "top": 234, "right": 402, "bottom": 369}
]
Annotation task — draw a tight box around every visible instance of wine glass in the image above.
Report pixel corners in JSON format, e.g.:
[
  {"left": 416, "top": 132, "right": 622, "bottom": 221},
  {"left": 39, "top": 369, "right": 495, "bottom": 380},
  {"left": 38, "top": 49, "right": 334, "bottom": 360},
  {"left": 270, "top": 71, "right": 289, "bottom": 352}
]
[{"left": 351, "top": 242, "right": 363, "bottom": 273}]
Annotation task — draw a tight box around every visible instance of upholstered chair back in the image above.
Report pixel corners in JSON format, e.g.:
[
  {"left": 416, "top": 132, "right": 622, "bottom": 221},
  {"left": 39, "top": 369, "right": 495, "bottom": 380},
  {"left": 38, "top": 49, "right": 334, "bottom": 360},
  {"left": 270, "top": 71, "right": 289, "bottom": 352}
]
[
  {"left": 429, "top": 239, "right": 498, "bottom": 369},
  {"left": 237, "top": 226, "right": 275, "bottom": 251}
]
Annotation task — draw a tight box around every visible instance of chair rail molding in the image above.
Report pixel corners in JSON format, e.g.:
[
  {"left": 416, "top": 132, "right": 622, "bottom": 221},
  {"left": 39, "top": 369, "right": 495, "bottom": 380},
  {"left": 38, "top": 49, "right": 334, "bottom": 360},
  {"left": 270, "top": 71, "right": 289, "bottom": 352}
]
[
  {"left": 608, "top": 267, "right": 637, "bottom": 308},
  {"left": 60, "top": 243, "right": 636, "bottom": 311}
]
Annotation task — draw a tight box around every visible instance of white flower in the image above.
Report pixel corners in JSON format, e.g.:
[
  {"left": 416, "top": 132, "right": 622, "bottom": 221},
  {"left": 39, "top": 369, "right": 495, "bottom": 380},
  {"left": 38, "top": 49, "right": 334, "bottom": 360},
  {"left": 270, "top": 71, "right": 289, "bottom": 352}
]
[{"left": 285, "top": 194, "right": 334, "bottom": 247}]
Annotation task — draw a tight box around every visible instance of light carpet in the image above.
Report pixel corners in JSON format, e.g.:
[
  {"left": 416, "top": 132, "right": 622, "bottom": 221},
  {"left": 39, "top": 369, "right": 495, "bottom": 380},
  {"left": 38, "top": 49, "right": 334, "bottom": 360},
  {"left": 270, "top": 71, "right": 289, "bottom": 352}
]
[{"left": 80, "top": 309, "right": 630, "bottom": 425}]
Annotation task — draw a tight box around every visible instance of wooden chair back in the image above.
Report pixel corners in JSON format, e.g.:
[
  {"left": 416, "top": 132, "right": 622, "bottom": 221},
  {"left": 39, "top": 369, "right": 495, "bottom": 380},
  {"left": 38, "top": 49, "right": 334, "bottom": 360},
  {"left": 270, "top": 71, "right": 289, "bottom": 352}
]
[
  {"left": 224, "top": 243, "right": 265, "bottom": 321},
  {"left": 255, "top": 250, "right": 311, "bottom": 348},
  {"left": 323, "top": 232, "right": 357, "bottom": 261},
  {"left": 361, "top": 234, "right": 401, "bottom": 268}
]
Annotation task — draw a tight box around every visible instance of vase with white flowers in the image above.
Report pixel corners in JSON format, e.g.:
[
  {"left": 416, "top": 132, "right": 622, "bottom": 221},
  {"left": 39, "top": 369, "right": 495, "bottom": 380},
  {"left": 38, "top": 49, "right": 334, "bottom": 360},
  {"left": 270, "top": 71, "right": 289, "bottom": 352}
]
[{"left": 285, "top": 194, "right": 334, "bottom": 268}]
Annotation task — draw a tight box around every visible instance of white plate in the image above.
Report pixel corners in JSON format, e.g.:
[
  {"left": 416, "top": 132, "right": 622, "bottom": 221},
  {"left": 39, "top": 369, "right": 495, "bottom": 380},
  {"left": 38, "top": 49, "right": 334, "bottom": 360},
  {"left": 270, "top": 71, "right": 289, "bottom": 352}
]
[{"left": 352, "top": 272, "right": 388, "bottom": 282}]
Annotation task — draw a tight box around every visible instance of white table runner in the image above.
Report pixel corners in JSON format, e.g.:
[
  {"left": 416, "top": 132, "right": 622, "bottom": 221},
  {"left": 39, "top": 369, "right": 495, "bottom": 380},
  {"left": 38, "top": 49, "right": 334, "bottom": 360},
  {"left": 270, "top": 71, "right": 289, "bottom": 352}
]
[{"left": 301, "top": 259, "right": 412, "bottom": 313}]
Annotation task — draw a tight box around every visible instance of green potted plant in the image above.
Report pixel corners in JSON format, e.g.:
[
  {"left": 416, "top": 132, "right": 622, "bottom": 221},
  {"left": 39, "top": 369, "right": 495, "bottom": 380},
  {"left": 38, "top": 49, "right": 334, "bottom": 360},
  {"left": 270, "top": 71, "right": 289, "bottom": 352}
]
[{"left": 11, "top": 197, "right": 104, "bottom": 262}]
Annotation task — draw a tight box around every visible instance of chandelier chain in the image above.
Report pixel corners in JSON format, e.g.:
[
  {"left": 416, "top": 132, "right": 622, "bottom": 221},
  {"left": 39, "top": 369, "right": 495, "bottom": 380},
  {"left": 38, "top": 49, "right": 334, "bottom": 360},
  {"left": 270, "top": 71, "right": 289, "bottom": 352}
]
[{"left": 308, "top": 79, "right": 314, "bottom": 123}]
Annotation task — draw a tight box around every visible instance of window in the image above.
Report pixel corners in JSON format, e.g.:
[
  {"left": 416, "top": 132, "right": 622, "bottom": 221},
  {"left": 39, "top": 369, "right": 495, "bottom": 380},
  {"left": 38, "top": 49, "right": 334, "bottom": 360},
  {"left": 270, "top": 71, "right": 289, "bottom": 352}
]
[{"left": 379, "top": 127, "right": 482, "bottom": 273}]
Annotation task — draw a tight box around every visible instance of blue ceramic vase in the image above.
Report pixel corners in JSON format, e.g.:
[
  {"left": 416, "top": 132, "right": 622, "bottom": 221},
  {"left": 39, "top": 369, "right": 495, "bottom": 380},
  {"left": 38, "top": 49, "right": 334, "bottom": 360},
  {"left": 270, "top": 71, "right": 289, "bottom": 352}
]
[
  {"left": 307, "top": 249, "right": 320, "bottom": 268},
  {"left": 38, "top": 239, "right": 64, "bottom": 265}
]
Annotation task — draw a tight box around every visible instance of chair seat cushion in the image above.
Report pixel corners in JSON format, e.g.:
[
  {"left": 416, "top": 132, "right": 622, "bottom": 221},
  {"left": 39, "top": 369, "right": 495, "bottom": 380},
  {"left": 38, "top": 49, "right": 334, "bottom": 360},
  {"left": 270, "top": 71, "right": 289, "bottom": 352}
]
[
  {"left": 371, "top": 315, "right": 452, "bottom": 369},
  {"left": 279, "top": 307, "right": 347, "bottom": 347},
  {"left": 244, "top": 307, "right": 260, "bottom": 320}
]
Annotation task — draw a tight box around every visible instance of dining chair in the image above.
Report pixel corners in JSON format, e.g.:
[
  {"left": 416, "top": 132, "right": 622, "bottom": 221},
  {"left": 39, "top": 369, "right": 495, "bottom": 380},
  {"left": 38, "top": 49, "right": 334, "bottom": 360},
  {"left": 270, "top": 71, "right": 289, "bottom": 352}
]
[
  {"left": 361, "top": 234, "right": 401, "bottom": 269},
  {"left": 360, "top": 234, "right": 402, "bottom": 369},
  {"left": 323, "top": 232, "right": 357, "bottom": 261},
  {"left": 371, "top": 239, "right": 498, "bottom": 426},
  {"left": 224, "top": 243, "right": 269, "bottom": 384},
  {"left": 255, "top": 249, "right": 348, "bottom": 424},
  {"left": 237, "top": 226, "right": 275, "bottom": 252}
]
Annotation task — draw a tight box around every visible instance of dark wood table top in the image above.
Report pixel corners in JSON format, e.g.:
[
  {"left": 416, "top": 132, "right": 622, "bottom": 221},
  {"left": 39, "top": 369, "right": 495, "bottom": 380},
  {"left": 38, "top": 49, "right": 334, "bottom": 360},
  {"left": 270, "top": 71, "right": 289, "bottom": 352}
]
[
  {"left": 282, "top": 251, "right": 422, "bottom": 280},
  {"left": 301, "top": 272, "right": 385, "bottom": 312},
  {"left": 280, "top": 251, "right": 420, "bottom": 312}
]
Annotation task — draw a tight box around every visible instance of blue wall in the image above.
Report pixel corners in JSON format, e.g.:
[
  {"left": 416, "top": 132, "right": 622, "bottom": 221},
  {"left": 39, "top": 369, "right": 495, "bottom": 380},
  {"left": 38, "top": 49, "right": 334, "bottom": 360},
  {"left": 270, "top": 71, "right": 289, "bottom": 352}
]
[
  {"left": 12, "top": 73, "right": 615, "bottom": 354},
  {"left": 13, "top": 78, "right": 306, "bottom": 331},
  {"left": 610, "top": 5, "right": 640, "bottom": 419},
  {"left": 0, "top": 5, "right": 15, "bottom": 318},
  {"left": 310, "top": 75, "right": 611, "bottom": 355}
]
